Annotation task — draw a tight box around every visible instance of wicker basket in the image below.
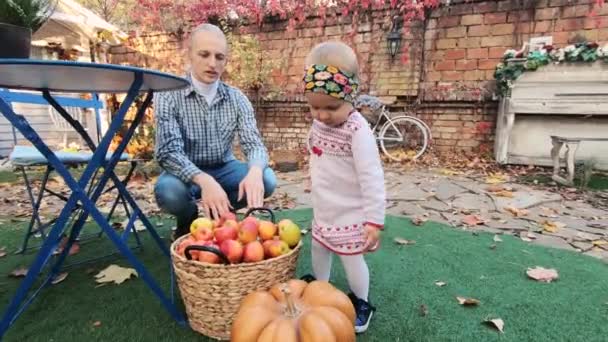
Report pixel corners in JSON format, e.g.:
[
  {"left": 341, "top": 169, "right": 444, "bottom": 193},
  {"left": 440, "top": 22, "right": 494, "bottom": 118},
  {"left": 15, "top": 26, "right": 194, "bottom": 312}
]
[{"left": 170, "top": 208, "right": 302, "bottom": 341}]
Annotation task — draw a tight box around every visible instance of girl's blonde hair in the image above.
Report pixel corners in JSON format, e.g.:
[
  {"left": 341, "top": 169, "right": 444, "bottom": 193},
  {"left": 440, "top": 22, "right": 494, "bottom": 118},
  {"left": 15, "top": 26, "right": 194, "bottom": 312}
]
[{"left": 305, "top": 41, "right": 359, "bottom": 77}]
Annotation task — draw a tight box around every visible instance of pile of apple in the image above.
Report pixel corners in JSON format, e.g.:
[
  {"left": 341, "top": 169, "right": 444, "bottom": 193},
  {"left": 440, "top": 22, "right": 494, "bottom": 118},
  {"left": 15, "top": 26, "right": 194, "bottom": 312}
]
[{"left": 176, "top": 212, "right": 302, "bottom": 264}]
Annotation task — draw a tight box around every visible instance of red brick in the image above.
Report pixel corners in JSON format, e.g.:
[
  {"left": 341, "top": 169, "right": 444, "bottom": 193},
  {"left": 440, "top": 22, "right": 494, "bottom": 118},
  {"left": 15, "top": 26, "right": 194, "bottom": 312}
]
[
  {"left": 435, "top": 60, "right": 456, "bottom": 71},
  {"left": 468, "top": 25, "right": 491, "bottom": 37},
  {"left": 478, "top": 59, "right": 501, "bottom": 70},
  {"left": 484, "top": 13, "right": 507, "bottom": 24},
  {"left": 484, "top": 70, "right": 496, "bottom": 80},
  {"left": 430, "top": 51, "right": 445, "bottom": 61},
  {"left": 599, "top": 28, "right": 608, "bottom": 40},
  {"left": 456, "top": 60, "right": 478, "bottom": 70},
  {"left": 585, "top": 16, "right": 608, "bottom": 29},
  {"left": 445, "top": 49, "right": 466, "bottom": 59},
  {"left": 464, "top": 70, "right": 485, "bottom": 81},
  {"left": 535, "top": 7, "right": 561, "bottom": 20},
  {"left": 447, "top": 26, "right": 467, "bottom": 38},
  {"left": 556, "top": 18, "right": 585, "bottom": 31},
  {"left": 508, "top": 10, "right": 533, "bottom": 23},
  {"left": 553, "top": 31, "right": 569, "bottom": 44},
  {"left": 437, "top": 16, "right": 460, "bottom": 28},
  {"left": 459, "top": 37, "right": 482, "bottom": 48},
  {"left": 493, "top": 23, "right": 515, "bottom": 35},
  {"left": 436, "top": 38, "right": 458, "bottom": 49},
  {"left": 462, "top": 14, "right": 484, "bottom": 26},
  {"left": 534, "top": 21, "right": 552, "bottom": 33},
  {"left": 516, "top": 23, "right": 532, "bottom": 33},
  {"left": 476, "top": 2, "right": 498, "bottom": 13},
  {"left": 426, "top": 72, "right": 442, "bottom": 82},
  {"left": 442, "top": 71, "right": 464, "bottom": 81},
  {"left": 467, "top": 48, "right": 489, "bottom": 59},
  {"left": 489, "top": 47, "right": 507, "bottom": 59},
  {"left": 481, "top": 35, "right": 514, "bottom": 47}
]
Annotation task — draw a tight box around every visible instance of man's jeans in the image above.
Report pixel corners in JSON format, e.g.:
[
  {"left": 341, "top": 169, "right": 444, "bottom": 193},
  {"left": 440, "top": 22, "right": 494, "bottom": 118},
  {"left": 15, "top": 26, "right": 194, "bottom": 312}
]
[{"left": 154, "top": 160, "right": 277, "bottom": 236}]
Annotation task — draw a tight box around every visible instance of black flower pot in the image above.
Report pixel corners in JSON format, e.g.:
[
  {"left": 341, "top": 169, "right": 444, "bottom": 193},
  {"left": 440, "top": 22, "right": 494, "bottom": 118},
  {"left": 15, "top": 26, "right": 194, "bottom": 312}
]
[{"left": 0, "top": 23, "right": 32, "bottom": 58}]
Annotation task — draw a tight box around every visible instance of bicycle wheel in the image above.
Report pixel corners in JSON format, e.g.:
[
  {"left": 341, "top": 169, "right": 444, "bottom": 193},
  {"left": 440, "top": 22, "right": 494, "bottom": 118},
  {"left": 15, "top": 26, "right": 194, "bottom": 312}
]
[{"left": 378, "top": 116, "right": 429, "bottom": 161}]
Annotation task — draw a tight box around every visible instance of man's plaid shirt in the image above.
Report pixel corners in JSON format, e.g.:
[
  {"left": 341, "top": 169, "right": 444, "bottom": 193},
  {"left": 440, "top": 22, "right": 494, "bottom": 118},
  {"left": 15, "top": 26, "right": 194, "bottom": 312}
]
[{"left": 154, "top": 78, "right": 268, "bottom": 183}]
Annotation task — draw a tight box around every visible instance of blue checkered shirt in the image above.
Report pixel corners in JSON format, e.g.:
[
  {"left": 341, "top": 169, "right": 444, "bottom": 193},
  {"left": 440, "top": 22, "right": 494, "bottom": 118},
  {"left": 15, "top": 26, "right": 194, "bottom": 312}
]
[{"left": 154, "top": 78, "right": 268, "bottom": 183}]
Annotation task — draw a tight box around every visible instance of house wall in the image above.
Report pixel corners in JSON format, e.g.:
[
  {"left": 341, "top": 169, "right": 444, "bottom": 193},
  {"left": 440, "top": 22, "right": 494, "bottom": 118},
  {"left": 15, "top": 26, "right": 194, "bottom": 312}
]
[{"left": 108, "top": 0, "right": 608, "bottom": 158}]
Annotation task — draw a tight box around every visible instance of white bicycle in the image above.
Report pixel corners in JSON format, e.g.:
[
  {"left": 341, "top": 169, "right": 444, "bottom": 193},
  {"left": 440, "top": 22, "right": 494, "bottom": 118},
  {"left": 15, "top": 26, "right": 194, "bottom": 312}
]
[{"left": 355, "top": 95, "right": 431, "bottom": 161}]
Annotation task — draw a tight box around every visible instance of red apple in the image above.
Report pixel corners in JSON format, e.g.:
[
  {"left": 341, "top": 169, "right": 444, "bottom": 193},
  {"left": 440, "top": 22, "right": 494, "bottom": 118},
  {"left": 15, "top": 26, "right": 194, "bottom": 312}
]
[
  {"left": 220, "top": 239, "right": 244, "bottom": 264},
  {"left": 198, "top": 242, "right": 221, "bottom": 264},
  {"left": 242, "top": 241, "right": 264, "bottom": 263},
  {"left": 177, "top": 236, "right": 196, "bottom": 257},
  {"left": 214, "top": 225, "right": 238, "bottom": 244},
  {"left": 223, "top": 219, "right": 239, "bottom": 230},
  {"left": 258, "top": 220, "right": 277, "bottom": 240},
  {"left": 221, "top": 211, "right": 237, "bottom": 222},
  {"left": 267, "top": 239, "right": 290, "bottom": 258},
  {"left": 262, "top": 239, "right": 275, "bottom": 258},
  {"left": 192, "top": 226, "right": 213, "bottom": 241},
  {"left": 240, "top": 216, "right": 259, "bottom": 228},
  {"left": 238, "top": 220, "right": 259, "bottom": 244}
]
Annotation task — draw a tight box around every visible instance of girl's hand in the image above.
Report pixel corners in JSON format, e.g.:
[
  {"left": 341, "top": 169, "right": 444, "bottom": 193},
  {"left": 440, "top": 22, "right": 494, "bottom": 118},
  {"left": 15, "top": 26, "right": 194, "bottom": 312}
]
[{"left": 363, "top": 224, "right": 381, "bottom": 252}]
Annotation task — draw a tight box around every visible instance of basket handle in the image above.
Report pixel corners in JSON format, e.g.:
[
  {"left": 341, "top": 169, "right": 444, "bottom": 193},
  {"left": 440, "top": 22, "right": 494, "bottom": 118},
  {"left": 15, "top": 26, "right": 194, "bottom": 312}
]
[
  {"left": 184, "top": 245, "right": 230, "bottom": 265},
  {"left": 244, "top": 207, "right": 276, "bottom": 223}
]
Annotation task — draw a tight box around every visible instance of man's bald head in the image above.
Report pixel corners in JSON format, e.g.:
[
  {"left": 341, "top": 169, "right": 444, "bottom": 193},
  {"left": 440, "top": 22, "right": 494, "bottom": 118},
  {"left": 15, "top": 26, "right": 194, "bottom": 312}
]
[{"left": 188, "top": 23, "right": 228, "bottom": 84}]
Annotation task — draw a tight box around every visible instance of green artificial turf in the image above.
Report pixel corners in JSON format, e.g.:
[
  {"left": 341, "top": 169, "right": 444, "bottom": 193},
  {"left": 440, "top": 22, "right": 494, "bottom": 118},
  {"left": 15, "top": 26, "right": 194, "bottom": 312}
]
[{"left": 0, "top": 209, "right": 607, "bottom": 341}]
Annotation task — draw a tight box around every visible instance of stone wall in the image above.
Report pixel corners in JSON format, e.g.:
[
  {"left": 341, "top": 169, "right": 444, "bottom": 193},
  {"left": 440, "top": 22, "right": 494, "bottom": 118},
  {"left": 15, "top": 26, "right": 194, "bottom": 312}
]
[{"left": 109, "top": 0, "right": 608, "bottom": 155}]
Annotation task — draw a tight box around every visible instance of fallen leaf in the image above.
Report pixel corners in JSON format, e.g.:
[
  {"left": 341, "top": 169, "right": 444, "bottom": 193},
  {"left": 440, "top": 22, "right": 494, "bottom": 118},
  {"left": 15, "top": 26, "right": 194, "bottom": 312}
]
[
  {"left": 439, "top": 169, "right": 462, "bottom": 176},
  {"left": 9, "top": 267, "right": 28, "bottom": 278},
  {"left": 394, "top": 237, "right": 416, "bottom": 245},
  {"left": 301, "top": 229, "right": 308, "bottom": 235},
  {"left": 0, "top": 246, "right": 6, "bottom": 258},
  {"left": 94, "top": 265, "right": 138, "bottom": 285},
  {"left": 419, "top": 304, "right": 428, "bottom": 317},
  {"left": 456, "top": 296, "right": 480, "bottom": 306},
  {"left": 485, "top": 173, "right": 508, "bottom": 184},
  {"left": 51, "top": 272, "right": 69, "bottom": 285},
  {"left": 435, "top": 281, "right": 447, "bottom": 287},
  {"left": 539, "top": 207, "right": 559, "bottom": 218},
  {"left": 111, "top": 222, "right": 123, "bottom": 230},
  {"left": 592, "top": 240, "right": 607, "bottom": 246},
  {"left": 412, "top": 215, "right": 428, "bottom": 226},
  {"left": 462, "top": 215, "right": 485, "bottom": 226},
  {"left": 93, "top": 321, "right": 102, "bottom": 327},
  {"left": 485, "top": 185, "right": 505, "bottom": 193},
  {"left": 493, "top": 235, "right": 503, "bottom": 242},
  {"left": 541, "top": 220, "right": 565, "bottom": 233},
  {"left": 505, "top": 206, "right": 529, "bottom": 217},
  {"left": 483, "top": 318, "right": 505, "bottom": 333},
  {"left": 526, "top": 266, "right": 559, "bottom": 283},
  {"left": 156, "top": 221, "right": 164, "bottom": 227},
  {"left": 489, "top": 244, "right": 497, "bottom": 250},
  {"left": 121, "top": 219, "right": 146, "bottom": 232}
]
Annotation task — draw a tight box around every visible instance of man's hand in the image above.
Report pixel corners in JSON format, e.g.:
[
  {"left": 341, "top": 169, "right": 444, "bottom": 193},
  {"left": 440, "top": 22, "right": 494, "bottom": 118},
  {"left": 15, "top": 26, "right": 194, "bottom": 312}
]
[
  {"left": 238, "top": 166, "right": 265, "bottom": 209},
  {"left": 363, "top": 224, "right": 381, "bottom": 252},
  {"left": 193, "top": 173, "right": 231, "bottom": 219}
]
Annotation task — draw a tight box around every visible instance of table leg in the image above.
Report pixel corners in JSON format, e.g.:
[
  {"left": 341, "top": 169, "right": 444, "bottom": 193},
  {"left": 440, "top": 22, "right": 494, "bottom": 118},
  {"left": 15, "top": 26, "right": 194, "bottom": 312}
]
[
  {"left": 0, "top": 75, "right": 185, "bottom": 338},
  {"left": 565, "top": 141, "right": 580, "bottom": 185},
  {"left": 550, "top": 138, "right": 563, "bottom": 178}
]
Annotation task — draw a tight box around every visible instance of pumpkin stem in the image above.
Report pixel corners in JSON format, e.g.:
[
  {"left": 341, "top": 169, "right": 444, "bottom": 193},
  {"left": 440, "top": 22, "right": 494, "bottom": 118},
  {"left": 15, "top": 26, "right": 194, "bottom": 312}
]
[{"left": 280, "top": 283, "right": 299, "bottom": 317}]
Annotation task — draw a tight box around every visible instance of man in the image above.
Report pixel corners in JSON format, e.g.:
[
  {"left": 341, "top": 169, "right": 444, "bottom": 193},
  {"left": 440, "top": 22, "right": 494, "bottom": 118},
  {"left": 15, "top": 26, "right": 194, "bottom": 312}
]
[{"left": 153, "top": 23, "right": 276, "bottom": 238}]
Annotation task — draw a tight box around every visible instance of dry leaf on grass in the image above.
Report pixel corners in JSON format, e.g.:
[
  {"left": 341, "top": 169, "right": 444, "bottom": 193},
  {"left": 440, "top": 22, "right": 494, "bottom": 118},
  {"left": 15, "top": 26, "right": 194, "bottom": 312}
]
[
  {"left": 541, "top": 220, "right": 565, "bottom": 233},
  {"left": 439, "top": 169, "right": 463, "bottom": 176},
  {"left": 493, "top": 235, "right": 503, "bottom": 242},
  {"left": 539, "top": 207, "right": 559, "bottom": 218},
  {"left": 526, "top": 266, "right": 559, "bottom": 283},
  {"left": 505, "top": 206, "right": 529, "bottom": 217},
  {"left": 94, "top": 265, "right": 138, "bottom": 285},
  {"left": 419, "top": 304, "right": 428, "bottom": 317},
  {"left": 462, "top": 215, "right": 485, "bottom": 226},
  {"left": 483, "top": 318, "right": 505, "bottom": 333},
  {"left": 520, "top": 232, "right": 537, "bottom": 242},
  {"left": 51, "top": 272, "right": 69, "bottom": 285},
  {"left": 456, "top": 297, "right": 480, "bottom": 306},
  {"left": 394, "top": 237, "right": 416, "bottom": 245},
  {"left": 494, "top": 190, "right": 514, "bottom": 198},
  {"left": 9, "top": 267, "right": 28, "bottom": 278},
  {"left": 412, "top": 215, "right": 428, "bottom": 226},
  {"left": 121, "top": 219, "right": 146, "bottom": 232},
  {"left": 93, "top": 321, "right": 102, "bottom": 327},
  {"left": 435, "top": 281, "right": 447, "bottom": 287},
  {"left": 0, "top": 246, "right": 6, "bottom": 258}
]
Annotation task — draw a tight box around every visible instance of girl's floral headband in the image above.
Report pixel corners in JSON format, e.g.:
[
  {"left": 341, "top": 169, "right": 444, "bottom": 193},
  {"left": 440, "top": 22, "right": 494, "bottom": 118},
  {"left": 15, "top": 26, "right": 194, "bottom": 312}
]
[{"left": 303, "top": 64, "right": 359, "bottom": 103}]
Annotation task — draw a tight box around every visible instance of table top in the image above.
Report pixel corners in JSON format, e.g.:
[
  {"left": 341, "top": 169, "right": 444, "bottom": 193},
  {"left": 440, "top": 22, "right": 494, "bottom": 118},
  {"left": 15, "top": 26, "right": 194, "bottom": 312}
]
[{"left": 0, "top": 59, "right": 190, "bottom": 93}]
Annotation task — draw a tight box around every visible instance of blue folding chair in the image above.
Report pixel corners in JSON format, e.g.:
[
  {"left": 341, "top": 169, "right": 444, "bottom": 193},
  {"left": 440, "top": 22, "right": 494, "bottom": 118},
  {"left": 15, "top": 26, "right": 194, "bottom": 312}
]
[{"left": 0, "top": 89, "right": 142, "bottom": 256}]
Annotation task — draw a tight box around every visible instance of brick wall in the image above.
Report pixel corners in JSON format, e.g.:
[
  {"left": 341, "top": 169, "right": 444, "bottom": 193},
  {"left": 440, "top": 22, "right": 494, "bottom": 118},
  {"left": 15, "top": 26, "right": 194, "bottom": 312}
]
[{"left": 109, "top": 0, "right": 608, "bottom": 156}]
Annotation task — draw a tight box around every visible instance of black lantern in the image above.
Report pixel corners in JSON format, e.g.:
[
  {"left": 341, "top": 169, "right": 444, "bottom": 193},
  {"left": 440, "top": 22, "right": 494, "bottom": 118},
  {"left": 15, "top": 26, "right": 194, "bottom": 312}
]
[{"left": 386, "top": 29, "right": 402, "bottom": 60}]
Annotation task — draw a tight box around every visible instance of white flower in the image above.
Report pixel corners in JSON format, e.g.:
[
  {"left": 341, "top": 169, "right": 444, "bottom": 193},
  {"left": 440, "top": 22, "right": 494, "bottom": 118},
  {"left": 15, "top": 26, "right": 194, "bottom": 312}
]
[
  {"left": 504, "top": 49, "right": 517, "bottom": 57},
  {"left": 598, "top": 48, "right": 605, "bottom": 57},
  {"left": 564, "top": 45, "right": 576, "bottom": 52}
]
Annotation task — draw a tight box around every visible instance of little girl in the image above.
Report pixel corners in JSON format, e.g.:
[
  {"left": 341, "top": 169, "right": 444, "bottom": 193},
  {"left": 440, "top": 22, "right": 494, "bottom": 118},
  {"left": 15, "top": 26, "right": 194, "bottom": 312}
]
[{"left": 302, "top": 41, "right": 386, "bottom": 333}]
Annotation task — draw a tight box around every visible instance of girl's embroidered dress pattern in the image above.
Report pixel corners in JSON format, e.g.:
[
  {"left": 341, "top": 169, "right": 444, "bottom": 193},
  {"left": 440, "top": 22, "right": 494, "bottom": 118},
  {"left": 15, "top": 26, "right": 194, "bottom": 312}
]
[{"left": 309, "top": 112, "right": 386, "bottom": 255}]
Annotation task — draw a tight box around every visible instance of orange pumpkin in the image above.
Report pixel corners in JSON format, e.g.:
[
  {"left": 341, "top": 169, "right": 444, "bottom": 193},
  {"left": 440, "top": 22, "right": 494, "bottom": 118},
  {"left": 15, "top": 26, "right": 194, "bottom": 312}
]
[{"left": 230, "top": 279, "right": 356, "bottom": 342}]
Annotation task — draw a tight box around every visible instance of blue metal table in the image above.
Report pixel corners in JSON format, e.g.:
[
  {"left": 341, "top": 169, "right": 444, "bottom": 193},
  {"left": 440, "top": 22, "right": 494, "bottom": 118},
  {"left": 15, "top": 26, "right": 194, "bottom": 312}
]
[{"left": 0, "top": 59, "right": 189, "bottom": 337}]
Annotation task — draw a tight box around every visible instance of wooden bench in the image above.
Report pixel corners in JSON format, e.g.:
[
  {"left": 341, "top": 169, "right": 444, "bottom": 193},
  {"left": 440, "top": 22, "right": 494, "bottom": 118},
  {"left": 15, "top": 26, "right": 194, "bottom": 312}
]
[{"left": 550, "top": 136, "right": 608, "bottom": 186}]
